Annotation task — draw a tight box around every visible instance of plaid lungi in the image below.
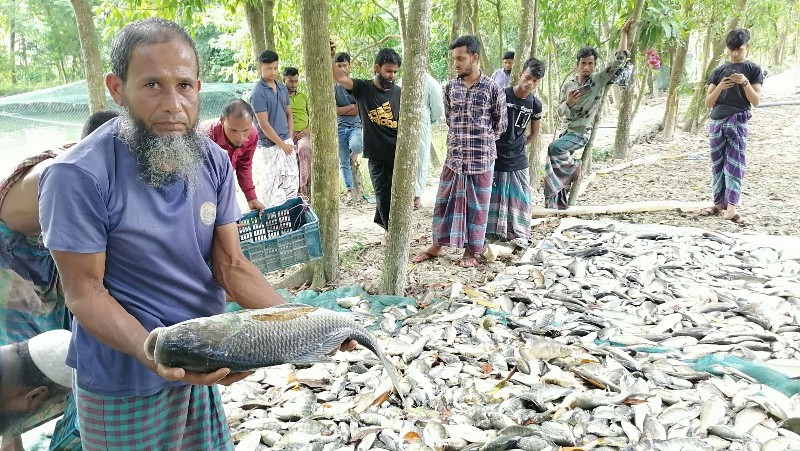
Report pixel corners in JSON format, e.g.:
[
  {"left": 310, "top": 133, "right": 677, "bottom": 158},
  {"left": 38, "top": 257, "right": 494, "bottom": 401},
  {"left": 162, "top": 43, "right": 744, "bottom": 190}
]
[
  {"left": 0, "top": 148, "right": 68, "bottom": 345},
  {"left": 709, "top": 110, "right": 751, "bottom": 207},
  {"left": 75, "top": 384, "right": 233, "bottom": 451},
  {"left": 432, "top": 166, "right": 493, "bottom": 255},
  {"left": 486, "top": 169, "right": 532, "bottom": 243},
  {"left": 544, "top": 132, "right": 588, "bottom": 210},
  {"left": 254, "top": 141, "right": 299, "bottom": 208}
]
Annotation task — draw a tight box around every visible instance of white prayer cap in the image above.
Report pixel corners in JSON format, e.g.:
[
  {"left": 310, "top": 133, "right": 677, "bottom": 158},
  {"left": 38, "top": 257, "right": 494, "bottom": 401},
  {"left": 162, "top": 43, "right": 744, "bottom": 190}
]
[{"left": 27, "top": 329, "right": 73, "bottom": 388}]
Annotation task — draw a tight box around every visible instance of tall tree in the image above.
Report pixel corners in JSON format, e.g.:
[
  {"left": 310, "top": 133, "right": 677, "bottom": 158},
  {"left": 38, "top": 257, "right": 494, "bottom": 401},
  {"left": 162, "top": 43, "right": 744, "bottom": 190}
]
[
  {"left": 263, "top": 0, "right": 276, "bottom": 51},
  {"left": 379, "top": 0, "right": 431, "bottom": 295},
  {"left": 244, "top": 0, "right": 267, "bottom": 60},
  {"left": 9, "top": 18, "right": 15, "bottom": 84},
  {"left": 70, "top": 0, "right": 105, "bottom": 113},
  {"left": 299, "top": 0, "right": 340, "bottom": 284},
  {"left": 662, "top": 0, "right": 693, "bottom": 140},
  {"left": 611, "top": 0, "right": 646, "bottom": 160},
  {"left": 510, "top": 0, "right": 536, "bottom": 86},
  {"left": 530, "top": 0, "right": 539, "bottom": 58}
]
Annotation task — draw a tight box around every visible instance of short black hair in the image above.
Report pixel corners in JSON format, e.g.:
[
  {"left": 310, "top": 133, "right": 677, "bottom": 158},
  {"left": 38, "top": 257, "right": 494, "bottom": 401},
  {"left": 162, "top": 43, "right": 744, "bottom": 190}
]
[
  {"left": 81, "top": 110, "right": 119, "bottom": 139},
  {"left": 726, "top": 28, "right": 751, "bottom": 50},
  {"left": 111, "top": 18, "right": 199, "bottom": 83},
  {"left": 259, "top": 50, "right": 279, "bottom": 64},
  {"left": 450, "top": 35, "right": 482, "bottom": 55},
  {"left": 222, "top": 99, "right": 254, "bottom": 120},
  {"left": 335, "top": 52, "right": 351, "bottom": 63},
  {"left": 576, "top": 46, "right": 599, "bottom": 62},
  {"left": 375, "top": 48, "right": 401, "bottom": 67},
  {"left": 522, "top": 57, "right": 546, "bottom": 79},
  {"left": 502, "top": 51, "right": 515, "bottom": 60},
  {"left": 282, "top": 67, "right": 299, "bottom": 77}
]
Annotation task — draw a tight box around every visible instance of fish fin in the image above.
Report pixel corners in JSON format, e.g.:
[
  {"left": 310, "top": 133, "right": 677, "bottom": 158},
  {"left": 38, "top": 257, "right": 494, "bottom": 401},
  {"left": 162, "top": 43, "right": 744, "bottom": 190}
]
[
  {"left": 289, "top": 354, "right": 336, "bottom": 365},
  {"left": 250, "top": 305, "right": 317, "bottom": 322}
]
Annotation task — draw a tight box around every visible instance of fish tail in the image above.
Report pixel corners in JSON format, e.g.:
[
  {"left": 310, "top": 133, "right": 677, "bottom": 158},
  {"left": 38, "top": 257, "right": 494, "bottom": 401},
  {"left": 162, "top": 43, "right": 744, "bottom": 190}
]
[{"left": 350, "top": 328, "right": 406, "bottom": 406}]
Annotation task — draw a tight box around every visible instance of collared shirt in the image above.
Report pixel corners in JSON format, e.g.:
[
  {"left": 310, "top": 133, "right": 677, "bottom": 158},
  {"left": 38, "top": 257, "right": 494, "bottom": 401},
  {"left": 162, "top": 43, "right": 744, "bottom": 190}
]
[
  {"left": 289, "top": 91, "right": 309, "bottom": 131},
  {"left": 249, "top": 78, "right": 291, "bottom": 147},
  {"left": 491, "top": 69, "right": 510, "bottom": 88},
  {"left": 444, "top": 73, "right": 508, "bottom": 174},
  {"left": 200, "top": 118, "right": 259, "bottom": 201},
  {"left": 557, "top": 50, "right": 630, "bottom": 135}
]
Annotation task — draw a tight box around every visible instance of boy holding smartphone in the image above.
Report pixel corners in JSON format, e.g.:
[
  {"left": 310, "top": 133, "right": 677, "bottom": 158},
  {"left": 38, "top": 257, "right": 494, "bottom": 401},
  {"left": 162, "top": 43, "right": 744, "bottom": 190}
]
[
  {"left": 545, "top": 17, "right": 633, "bottom": 209},
  {"left": 701, "top": 28, "right": 763, "bottom": 225}
]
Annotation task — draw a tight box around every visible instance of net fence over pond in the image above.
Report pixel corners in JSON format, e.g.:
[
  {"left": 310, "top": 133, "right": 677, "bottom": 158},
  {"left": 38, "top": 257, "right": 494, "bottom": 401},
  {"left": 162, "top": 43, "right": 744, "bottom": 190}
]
[{"left": 0, "top": 80, "right": 252, "bottom": 135}]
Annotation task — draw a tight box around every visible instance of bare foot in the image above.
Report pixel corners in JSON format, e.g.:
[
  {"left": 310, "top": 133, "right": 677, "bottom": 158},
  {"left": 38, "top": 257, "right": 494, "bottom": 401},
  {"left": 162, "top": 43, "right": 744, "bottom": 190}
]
[
  {"left": 459, "top": 251, "right": 479, "bottom": 267},
  {"left": 411, "top": 246, "right": 444, "bottom": 263},
  {"left": 697, "top": 205, "right": 723, "bottom": 217},
  {"left": 413, "top": 197, "right": 422, "bottom": 210},
  {"left": 345, "top": 190, "right": 356, "bottom": 203}
]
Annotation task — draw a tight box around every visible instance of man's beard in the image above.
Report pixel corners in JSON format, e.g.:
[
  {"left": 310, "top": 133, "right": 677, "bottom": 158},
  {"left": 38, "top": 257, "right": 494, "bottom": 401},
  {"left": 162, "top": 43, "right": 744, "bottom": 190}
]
[
  {"left": 504, "top": 69, "right": 511, "bottom": 74},
  {"left": 457, "top": 62, "right": 474, "bottom": 79},
  {"left": 376, "top": 73, "right": 395, "bottom": 90},
  {"left": 118, "top": 110, "right": 205, "bottom": 192}
]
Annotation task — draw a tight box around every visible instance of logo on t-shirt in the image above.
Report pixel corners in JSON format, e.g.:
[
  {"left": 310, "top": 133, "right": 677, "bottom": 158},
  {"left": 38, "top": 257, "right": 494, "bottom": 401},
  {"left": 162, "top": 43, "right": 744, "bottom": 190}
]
[
  {"left": 200, "top": 201, "right": 216, "bottom": 226},
  {"left": 367, "top": 101, "right": 398, "bottom": 129}
]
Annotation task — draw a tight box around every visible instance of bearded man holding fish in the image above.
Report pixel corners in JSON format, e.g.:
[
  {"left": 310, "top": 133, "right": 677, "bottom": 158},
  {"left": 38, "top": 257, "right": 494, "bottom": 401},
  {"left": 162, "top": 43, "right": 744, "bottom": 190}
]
[{"left": 35, "top": 18, "right": 344, "bottom": 450}]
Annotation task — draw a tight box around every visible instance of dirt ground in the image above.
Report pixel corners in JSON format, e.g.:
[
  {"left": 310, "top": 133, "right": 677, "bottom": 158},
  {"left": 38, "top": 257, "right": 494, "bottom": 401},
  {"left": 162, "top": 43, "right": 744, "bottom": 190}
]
[{"left": 268, "top": 70, "right": 800, "bottom": 298}]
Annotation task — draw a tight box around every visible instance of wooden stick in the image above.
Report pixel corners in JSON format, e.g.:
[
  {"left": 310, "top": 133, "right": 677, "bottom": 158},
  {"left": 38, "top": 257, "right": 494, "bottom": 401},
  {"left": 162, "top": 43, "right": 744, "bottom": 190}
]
[{"left": 532, "top": 200, "right": 710, "bottom": 217}]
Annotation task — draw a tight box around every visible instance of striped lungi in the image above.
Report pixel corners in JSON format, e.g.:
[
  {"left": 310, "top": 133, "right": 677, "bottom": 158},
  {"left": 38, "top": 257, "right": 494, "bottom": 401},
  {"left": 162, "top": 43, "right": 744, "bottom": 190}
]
[
  {"left": 709, "top": 110, "right": 751, "bottom": 207},
  {"left": 432, "top": 166, "right": 493, "bottom": 255},
  {"left": 486, "top": 169, "right": 532, "bottom": 243},
  {"left": 544, "top": 131, "right": 588, "bottom": 210},
  {"left": 75, "top": 384, "right": 233, "bottom": 451}
]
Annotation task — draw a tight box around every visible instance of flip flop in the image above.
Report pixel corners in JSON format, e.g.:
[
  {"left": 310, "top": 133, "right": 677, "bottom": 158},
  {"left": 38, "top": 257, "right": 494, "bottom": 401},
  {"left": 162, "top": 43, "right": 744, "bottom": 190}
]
[
  {"left": 727, "top": 214, "right": 749, "bottom": 226},
  {"left": 411, "top": 251, "right": 439, "bottom": 263},
  {"left": 697, "top": 206, "right": 722, "bottom": 217}
]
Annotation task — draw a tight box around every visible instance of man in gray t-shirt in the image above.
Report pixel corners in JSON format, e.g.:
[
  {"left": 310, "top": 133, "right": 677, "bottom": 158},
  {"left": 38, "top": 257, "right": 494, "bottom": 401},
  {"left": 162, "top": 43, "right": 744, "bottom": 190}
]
[{"left": 333, "top": 52, "right": 364, "bottom": 202}]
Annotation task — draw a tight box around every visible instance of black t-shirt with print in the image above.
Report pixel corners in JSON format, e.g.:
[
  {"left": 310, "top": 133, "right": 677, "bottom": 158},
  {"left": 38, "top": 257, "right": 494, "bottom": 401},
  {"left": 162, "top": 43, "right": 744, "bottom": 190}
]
[
  {"left": 351, "top": 78, "right": 401, "bottom": 161},
  {"left": 495, "top": 87, "right": 542, "bottom": 172},
  {"left": 708, "top": 60, "right": 764, "bottom": 120}
]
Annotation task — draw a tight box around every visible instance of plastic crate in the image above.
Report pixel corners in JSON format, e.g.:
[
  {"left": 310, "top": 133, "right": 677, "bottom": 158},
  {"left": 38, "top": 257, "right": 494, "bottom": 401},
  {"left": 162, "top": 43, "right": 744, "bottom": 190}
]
[{"left": 237, "top": 197, "right": 322, "bottom": 273}]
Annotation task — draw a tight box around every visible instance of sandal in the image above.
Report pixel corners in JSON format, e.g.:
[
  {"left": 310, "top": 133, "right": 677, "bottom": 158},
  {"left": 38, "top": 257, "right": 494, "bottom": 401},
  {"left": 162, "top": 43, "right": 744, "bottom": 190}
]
[
  {"left": 697, "top": 206, "right": 722, "bottom": 217},
  {"left": 726, "top": 214, "right": 749, "bottom": 226}
]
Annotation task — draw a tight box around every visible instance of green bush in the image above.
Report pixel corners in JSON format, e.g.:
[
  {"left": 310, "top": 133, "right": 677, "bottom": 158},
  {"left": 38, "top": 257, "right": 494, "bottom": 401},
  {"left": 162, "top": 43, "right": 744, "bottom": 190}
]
[{"left": 0, "top": 82, "right": 62, "bottom": 98}]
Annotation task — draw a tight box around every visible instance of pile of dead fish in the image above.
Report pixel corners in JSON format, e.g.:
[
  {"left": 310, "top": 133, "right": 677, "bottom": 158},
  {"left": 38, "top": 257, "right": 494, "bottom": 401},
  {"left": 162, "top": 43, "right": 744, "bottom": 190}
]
[{"left": 223, "top": 218, "right": 800, "bottom": 451}]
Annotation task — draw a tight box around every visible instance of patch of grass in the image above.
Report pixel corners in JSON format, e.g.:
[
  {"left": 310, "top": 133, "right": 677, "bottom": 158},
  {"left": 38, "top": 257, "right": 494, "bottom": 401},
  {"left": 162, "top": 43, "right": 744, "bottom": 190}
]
[
  {"left": 340, "top": 233, "right": 368, "bottom": 270},
  {"left": 592, "top": 147, "right": 613, "bottom": 161}
]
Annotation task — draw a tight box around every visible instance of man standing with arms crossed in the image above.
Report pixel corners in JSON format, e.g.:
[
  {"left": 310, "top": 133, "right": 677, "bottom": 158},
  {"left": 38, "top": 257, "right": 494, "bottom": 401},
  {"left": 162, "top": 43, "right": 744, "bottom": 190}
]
[
  {"left": 331, "top": 43, "right": 402, "bottom": 234},
  {"left": 333, "top": 52, "right": 364, "bottom": 203},
  {"left": 199, "top": 99, "right": 266, "bottom": 214},
  {"left": 545, "top": 17, "right": 632, "bottom": 210},
  {"left": 413, "top": 36, "right": 507, "bottom": 267}
]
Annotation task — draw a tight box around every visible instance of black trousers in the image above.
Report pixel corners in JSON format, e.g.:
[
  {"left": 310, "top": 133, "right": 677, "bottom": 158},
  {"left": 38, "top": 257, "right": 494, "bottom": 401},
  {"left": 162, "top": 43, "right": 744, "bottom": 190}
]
[{"left": 367, "top": 158, "right": 394, "bottom": 230}]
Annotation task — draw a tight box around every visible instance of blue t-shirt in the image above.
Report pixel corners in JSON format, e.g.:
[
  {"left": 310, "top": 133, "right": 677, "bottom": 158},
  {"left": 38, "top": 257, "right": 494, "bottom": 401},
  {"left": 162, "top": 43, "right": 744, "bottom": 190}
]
[
  {"left": 38, "top": 118, "right": 241, "bottom": 396},
  {"left": 250, "top": 78, "right": 291, "bottom": 147},
  {"left": 334, "top": 84, "right": 361, "bottom": 128}
]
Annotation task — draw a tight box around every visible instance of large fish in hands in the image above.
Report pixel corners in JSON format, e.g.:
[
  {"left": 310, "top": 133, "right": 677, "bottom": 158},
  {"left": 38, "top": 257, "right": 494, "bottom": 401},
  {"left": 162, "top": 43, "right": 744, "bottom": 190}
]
[{"left": 144, "top": 304, "right": 404, "bottom": 403}]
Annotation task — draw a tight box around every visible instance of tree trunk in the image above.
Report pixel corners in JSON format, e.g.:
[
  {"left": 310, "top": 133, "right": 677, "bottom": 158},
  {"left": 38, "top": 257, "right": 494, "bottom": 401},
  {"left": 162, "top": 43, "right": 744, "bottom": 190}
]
[
  {"left": 9, "top": 20, "right": 16, "bottom": 85},
  {"left": 510, "top": 0, "right": 536, "bottom": 87},
  {"left": 662, "top": 41, "right": 689, "bottom": 139},
  {"left": 299, "top": 0, "right": 340, "bottom": 283},
  {"left": 263, "top": 0, "right": 276, "bottom": 51},
  {"left": 611, "top": 0, "right": 646, "bottom": 160},
  {"left": 244, "top": 0, "right": 267, "bottom": 61},
  {"left": 451, "top": 0, "right": 463, "bottom": 44},
  {"left": 682, "top": 0, "right": 747, "bottom": 133},
  {"left": 397, "top": 0, "right": 407, "bottom": 43},
  {"left": 70, "top": 0, "right": 105, "bottom": 113},
  {"left": 530, "top": 0, "right": 539, "bottom": 58},
  {"left": 493, "top": 0, "right": 503, "bottom": 62},
  {"left": 379, "top": 0, "right": 431, "bottom": 296}
]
